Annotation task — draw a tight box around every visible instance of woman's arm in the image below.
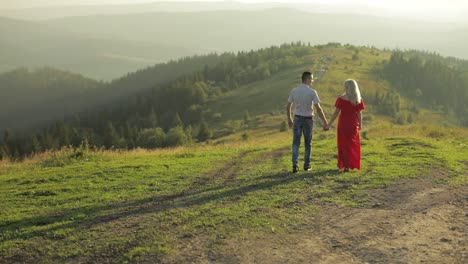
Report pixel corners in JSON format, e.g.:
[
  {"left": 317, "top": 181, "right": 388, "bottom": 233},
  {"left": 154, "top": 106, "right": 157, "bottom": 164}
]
[
  {"left": 357, "top": 111, "right": 362, "bottom": 130},
  {"left": 314, "top": 103, "right": 328, "bottom": 129},
  {"left": 326, "top": 108, "right": 340, "bottom": 129}
]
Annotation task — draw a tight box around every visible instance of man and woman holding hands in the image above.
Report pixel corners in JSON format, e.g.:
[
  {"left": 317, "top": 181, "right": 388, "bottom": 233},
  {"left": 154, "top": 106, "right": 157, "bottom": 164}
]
[{"left": 286, "top": 71, "right": 365, "bottom": 173}]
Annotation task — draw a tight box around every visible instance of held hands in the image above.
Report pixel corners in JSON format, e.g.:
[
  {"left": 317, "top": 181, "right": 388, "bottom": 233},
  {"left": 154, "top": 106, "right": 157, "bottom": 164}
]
[
  {"left": 288, "top": 118, "right": 293, "bottom": 129},
  {"left": 323, "top": 123, "right": 330, "bottom": 131}
]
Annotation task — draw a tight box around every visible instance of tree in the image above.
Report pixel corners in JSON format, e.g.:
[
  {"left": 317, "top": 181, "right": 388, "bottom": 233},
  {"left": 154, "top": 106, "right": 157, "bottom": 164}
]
[
  {"left": 244, "top": 110, "right": 251, "bottom": 123},
  {"left": 197, "top": 121, "right": 212, "bottom": 142},
  {"left": 149, "top": 107, "right": 158, "bottom": 128},
  {"left": 137, "top": 128, "right": 166, "bottom": 149},
  {"left": 172, "top": 112, "right": 183, "bottom": 128},
  {"left": 407, "top": 113, "right": 414, "bottom": 124},
  {"left": 167, "top": 127, "right": 189, "bottom": 147},
  {"left": 85, "top": 128, "right": 96, "bottom": 147},
  {"left": 103, "top": 121, "right": 119, "bottom": 148},
  {"left": 185, "top": 125, "right": 193, "bottom": 144},
  {"left": 55, "top": 120, "right": 70, "bottom": 147},
  {"left": 2, "top": 129, "right": 11, "bottom": 158},
  {"left": 70, "top": 128, "right": 82, "bottom": 147},
  {"left": 31, "top": 134, "right": 42, "bottom": 153}
]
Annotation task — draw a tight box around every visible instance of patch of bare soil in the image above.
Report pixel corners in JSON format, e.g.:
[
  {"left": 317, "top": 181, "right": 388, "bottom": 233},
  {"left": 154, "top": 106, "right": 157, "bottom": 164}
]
[
  {"left": 194, "top": 147, "right": 289, "bottom": 187},
  {"left": 175, "top": 173, "right": 467, "bottom": 264}
]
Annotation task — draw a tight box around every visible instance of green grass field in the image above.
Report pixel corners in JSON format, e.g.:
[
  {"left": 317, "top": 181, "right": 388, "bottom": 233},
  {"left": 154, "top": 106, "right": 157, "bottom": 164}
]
[{"left": 1, "top": 114, "right": 466, "bottom": 262}]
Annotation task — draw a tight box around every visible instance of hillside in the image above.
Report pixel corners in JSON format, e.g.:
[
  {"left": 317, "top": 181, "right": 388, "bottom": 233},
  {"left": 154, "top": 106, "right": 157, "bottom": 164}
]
[
  {"left": 0, "top": 52, "right": 232, "bottom": 133},
  {"left": 0, "top": 67, "right": 104, "bottom": 132},
  {"left": 0, "top": 108, "right": 466, "bottom": 263},
  {"left": 1, "top": 43, "right": 467, "bottom": 161},
  {"left": 0, "top": 17, "right": 195, "bottom": 80},
  {"left": 206, "top": 44, "right": 462, "bottom": 129}
]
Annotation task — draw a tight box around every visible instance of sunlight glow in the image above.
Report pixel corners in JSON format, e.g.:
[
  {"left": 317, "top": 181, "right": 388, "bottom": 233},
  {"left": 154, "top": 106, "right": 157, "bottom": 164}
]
[{"left": 2, "top": 0, "right": 468, "bottom": 22}]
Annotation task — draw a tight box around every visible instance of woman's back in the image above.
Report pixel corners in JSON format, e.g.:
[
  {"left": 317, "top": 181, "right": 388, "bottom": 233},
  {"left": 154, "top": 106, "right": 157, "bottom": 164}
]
[{"left": 336, "top": 97, "right": 364, "bottom": 129}]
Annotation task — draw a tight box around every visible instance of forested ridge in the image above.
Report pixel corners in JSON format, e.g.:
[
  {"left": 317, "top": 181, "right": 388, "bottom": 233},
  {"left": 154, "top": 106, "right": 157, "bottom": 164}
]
[
  {"left": 1, "top": 43, "right": 467, "bottom": 160},
  {"left": 382, "top": 51, "right": 468, "bottom": 125},
  {"left": 0, "top": 43, "right": 310, "bottom": 159}
]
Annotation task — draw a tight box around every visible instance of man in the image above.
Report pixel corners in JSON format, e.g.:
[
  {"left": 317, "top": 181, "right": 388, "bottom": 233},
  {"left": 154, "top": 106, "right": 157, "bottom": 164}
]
[{"left": 287, "top": 71, "right": 328, "bottom": 173}]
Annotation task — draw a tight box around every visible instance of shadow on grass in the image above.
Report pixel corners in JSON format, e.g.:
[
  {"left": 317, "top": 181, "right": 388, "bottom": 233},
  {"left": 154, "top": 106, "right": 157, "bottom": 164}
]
[{"left": 0, "top": 168, "right": 338, "bottom": 242}]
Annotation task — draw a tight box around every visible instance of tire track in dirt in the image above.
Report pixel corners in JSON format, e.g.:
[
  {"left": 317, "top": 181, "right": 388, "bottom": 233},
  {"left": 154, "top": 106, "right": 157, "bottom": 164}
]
[
  {"left": 183, "top": 146, "right": 290, "bottom": 194},
  {"left": 214, "top": 172, "right": 467, "bottom": 264},
  {"left": 158, "top": 146, "right": 291, "bottom": 264}
]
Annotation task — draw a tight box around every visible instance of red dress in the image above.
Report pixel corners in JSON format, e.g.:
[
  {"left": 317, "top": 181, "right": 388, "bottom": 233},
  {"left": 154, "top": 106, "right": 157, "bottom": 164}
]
[{"left": 335, "top": 97, "right": 365, "bottom": 170}]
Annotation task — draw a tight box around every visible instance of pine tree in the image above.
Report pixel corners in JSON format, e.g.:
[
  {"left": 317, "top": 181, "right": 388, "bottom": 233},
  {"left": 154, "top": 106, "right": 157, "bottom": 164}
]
[
  {"left": 185, "top": 125, "right": 193, "bottom": 144},
  {"left": 197, "top": 121, "right": 212, "bottom": 142},
  {"left": 149, "top": 107, "right": 158, "bottom": 128},
  {"left": 103, "top": 121, "right": 118, "bottom": 148},
  {"left": 167, "top": 126, "right": 188, "bottom": 147},
  {"left": 71, "top": 115, "right": 81, "bottom": 128},
  {"left": 85, "top": 128, "right": 96, "bottom": 147},
  {"left": 70, "top": 128, "right": 82, "bottom": 147},
  {"left": 31, "top": 134, "right": 42, "bottom": 153},
  {"left": 172, "top": 112, "right": 183, "bottom": 128},
  {"left": 137, "top": 128, "right": 166, "bottom": 149},
  {"left": 244, "top": 110, "right": 251, "bottom": 123},
  {"left": 55, "top": 120, "right": 70, "bottom": 147},
  {"left": 2, "top": 129, "right": 11, "bottom": 158}
]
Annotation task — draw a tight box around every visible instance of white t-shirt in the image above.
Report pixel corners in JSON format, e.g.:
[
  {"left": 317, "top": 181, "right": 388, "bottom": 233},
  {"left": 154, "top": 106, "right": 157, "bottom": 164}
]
[{"left": 288, "top": 84, "right": 320, "bottom": 117}]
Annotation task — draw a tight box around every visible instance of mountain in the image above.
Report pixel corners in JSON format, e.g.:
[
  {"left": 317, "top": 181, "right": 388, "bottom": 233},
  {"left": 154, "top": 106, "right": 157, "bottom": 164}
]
[
  {"left": 2, "top": 1, "right": 467, "bottom": 23},
  {"left": 42, "top": 9, "right": 468, "bottom": 60},
  {"left": 0, "top": 67, "right": 104, "bottom": 132},
  {"left": 0, "top": 52, "right": 232, "bottom": 133},
  {"left": 0, "top": 1, "right": 331, "bottom": 20},
  {"left": 0, "top": 1, "right": 262, "bottom": 20},
  {"left": 0, "top": 17, "right": 196, "bottom": 80},
  {"left": 2, "top": 8, "right": 467, "bottom": 81}
]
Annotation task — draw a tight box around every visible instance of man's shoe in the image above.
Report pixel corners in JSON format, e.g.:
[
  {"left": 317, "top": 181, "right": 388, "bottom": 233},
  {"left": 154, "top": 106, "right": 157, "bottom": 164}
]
[
  {"left": 292, "top": 166, "right": 299, "bottom": 173},
  {"left": 304, "top": 166, "right": 311, "bottom": 171}
]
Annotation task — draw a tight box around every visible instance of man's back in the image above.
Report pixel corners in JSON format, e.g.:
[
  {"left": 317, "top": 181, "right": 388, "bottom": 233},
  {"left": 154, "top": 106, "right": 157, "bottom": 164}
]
[{"left": 288, "top": 84, "right": 320, "bottom": 117}]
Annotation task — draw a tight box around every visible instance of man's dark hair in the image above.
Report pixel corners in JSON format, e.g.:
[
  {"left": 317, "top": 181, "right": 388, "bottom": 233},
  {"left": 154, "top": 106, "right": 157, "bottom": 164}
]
[{"left": 301, "top": 71, "right": 313, "bottom": 82}]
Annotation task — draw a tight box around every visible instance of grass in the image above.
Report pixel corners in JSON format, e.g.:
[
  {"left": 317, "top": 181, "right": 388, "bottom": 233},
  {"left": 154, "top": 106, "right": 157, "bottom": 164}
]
[{"left": 0, "top": 114, "right": 466, "bottom": 262}]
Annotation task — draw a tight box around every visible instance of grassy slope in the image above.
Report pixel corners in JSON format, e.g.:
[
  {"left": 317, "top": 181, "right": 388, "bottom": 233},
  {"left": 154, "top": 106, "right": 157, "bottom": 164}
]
[
  {"left": 207, "top": 45, "right": 455, "bottom": 129},
  {"left": 0, "top": 46, "right": 467, "bottom": 262},
  {"left": 0, "top": 117, "right": 466, "bottom": 262},
  {"left": 208, "top": 46, "right": 389, "bottom": 123}
]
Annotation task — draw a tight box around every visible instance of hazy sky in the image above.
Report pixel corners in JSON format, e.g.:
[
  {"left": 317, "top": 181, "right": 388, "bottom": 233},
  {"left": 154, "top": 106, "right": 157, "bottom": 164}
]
[
  {"left": 2, "top": 0, "right": 468, "bottom": 21},
  {"left": 3, "top": 0, "right": 468, "bottom": 9}
]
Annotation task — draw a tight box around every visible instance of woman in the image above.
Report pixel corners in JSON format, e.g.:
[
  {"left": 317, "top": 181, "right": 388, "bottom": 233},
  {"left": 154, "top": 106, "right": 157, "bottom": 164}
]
[{"left": 325, "top": 79, "right": 365, "bottom": 172}]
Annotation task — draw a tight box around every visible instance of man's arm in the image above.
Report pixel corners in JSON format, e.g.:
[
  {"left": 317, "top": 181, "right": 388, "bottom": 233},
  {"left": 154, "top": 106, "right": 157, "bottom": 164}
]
[
  {"left": 314, "top": 103, "right": 328, "bottom": 128},
  {"left": 286, "top": 102, "right": 293, "bottom": 128}
]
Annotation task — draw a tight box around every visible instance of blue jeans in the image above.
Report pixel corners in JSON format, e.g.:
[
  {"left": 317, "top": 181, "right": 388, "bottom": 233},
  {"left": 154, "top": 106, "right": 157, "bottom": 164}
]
[{"left": 292, "top": 115, "right": 313, "bottom": 168}]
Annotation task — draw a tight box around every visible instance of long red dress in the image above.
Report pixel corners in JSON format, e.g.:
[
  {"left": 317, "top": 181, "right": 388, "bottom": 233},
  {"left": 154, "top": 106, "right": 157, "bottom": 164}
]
[{"left": 335, "top": 97, "right": 365, "bottom": 170}]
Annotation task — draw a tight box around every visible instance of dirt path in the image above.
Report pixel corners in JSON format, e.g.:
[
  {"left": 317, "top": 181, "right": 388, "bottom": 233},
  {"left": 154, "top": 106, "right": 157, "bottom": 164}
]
[
  {"left": 135, "top": 148, "right": 466, "bottom": 264},
  {"left": 214, "top": 174, "right": 467, "bottom": 264},
  {"left": 190, "top": 146, "right": 289, "bottom": 188}
]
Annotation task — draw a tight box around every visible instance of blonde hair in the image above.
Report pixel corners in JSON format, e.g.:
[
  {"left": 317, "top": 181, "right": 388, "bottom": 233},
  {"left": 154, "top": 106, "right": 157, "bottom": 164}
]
[{"left": 344, "top": 79, "right": 362, "bottom": 105}]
